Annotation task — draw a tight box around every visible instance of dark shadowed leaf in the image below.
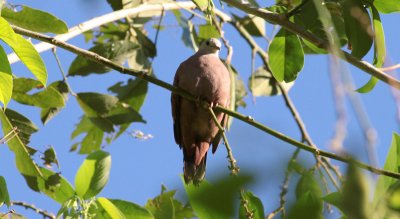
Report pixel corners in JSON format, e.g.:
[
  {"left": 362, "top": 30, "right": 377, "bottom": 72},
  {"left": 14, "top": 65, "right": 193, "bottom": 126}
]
[
  {"left": 342, "top": 163, "right": 369, "bottom": 219},
  {"left": 1, "top": 5, "right": 68, "bottom": 34},
  {"left": 239, "top": 191, "right": 264, "bottom": 219},
  {"left": 357, "top": 5, "right": 386, "bottom": 93},
  {"left": 134, "top": 28, "right": 156, "bottom": 58},
  {"left": 42, "top": 146, "right": 59, "bottom": 168},
  {"left": 342, "top": 0, "right": 373, "bottom": 59},
  {"left": 4, "top": 108, "right": 38, "bottom": 145},
  {"left": 0, "top": 176, "right": 10, "bottom": 208},
  {"left": 68, "top": 40, "right": 138, "bottom": 77},
  {"left": 373, "top": 133, "right": 400, "bottom": 207},
  {"left": 75, "top": 150, "right": 111, "bottom": 199},
  {"left": 71, "top": 116, "right": 104, "bottom": 154},
  {"left": 183, "top": 175, "right": 252, "bottom": 218},
  {"left": 248, "top": 67, "right": 294, "bottom": 97},
  {"left": 268, "top": 28, "right": 304, "bottom": 82},
  {"left": 77, "top": 92, "right": 119, "bottom": 116},
  {"left": 287, "top": 171, "right": 323, "bottom": 219},
  {"left": 108, "top": 78, "right": 148, "bottom": 111},
  {"left": 107, "top": 0, "right": 123, "bottom": 10}
]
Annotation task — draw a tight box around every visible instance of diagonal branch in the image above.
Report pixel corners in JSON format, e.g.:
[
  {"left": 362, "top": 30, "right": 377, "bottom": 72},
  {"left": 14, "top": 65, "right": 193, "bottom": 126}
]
[
  {"left": 221, "top": 0, "right": 400, "bottom": 90},
  {"left": 11, "top": 201, "right": 55, "bottom": 219},
  {"left": 11, "top": 25, "right": 400, "bottom": 179}
]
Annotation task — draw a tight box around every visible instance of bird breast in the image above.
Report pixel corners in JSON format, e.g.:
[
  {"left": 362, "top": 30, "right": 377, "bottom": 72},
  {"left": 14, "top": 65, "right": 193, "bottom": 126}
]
[{"left": 178, "top": 54, "right": 231, "bottom": 104}]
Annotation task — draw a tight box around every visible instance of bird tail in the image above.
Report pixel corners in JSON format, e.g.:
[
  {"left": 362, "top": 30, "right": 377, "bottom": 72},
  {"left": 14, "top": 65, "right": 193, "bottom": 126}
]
[
  {"left": 184, "top": 153, "right": 207, "bottom": 185},
  {"left": 183, "top": 142, "right": 209, "bottom": 185}
]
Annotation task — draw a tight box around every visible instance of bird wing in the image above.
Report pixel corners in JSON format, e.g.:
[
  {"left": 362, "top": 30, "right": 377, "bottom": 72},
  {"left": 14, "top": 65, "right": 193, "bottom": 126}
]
[{"left": 171, "top": 64, "right": 182, "bottom": 147}]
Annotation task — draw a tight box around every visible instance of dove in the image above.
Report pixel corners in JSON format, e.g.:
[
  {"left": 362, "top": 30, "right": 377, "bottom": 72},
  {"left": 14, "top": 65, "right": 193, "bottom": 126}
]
[{"left": 171, "top": 38, "right": 231, "bottom": 184}]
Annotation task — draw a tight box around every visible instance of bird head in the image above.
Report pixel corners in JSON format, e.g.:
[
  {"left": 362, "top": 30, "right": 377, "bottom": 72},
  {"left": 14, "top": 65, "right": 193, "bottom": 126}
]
[{"left": 198, "top": 38, "right": 221, "bottom": 55}]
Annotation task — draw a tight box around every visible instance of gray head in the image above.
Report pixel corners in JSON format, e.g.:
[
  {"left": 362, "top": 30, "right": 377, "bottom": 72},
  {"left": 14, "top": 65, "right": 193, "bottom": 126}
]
[{"left": 198, "top": 38, "right": 221, "bottom": 55}]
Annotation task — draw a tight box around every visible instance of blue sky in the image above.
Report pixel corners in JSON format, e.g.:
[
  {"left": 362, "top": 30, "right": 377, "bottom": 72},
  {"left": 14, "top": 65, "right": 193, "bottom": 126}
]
[{"left": 1, "top": 0, "right": 400, "bottom": 217}]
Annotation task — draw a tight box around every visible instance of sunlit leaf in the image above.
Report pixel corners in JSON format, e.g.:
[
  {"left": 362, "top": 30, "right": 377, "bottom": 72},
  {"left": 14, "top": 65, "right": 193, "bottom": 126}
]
[
  {"left": 268, "top": 28, "right": 304, "bottom": 82},
  {"left": 145, "top": 189, "right": 175, "bottom": 219},
  {"left": 235, "top": 14, "right": 265, "bottom": 37},
  {"left": 36, "top": 168, "right": 75, "bottom": 203},
  {"left": 1, "top": 5, "right": 68, "bottom": 34},
  {"left": 110, "top": 199, "right": 153, "bottom": 219},
  {"left": 41, "top": 81, "right": 69, "bottom": 124},
  {"left": 108, "top": 78, "right": 148, "bottom": 111},
  {"left": 373, "top": 0, "right": 400, "bottom": 13},
  {"left": 248, "top": 67, "right": 294, "bottom": 97},
  {"left": 239, "top": 191, "right": 264, "bottom": 219},
  {"left": 0, "top": 109, "right": 42, "bottom": 184},
  {"left": 4, "top": 108, "right": 38, "bottom": 145},
  {"left": 0, "top": 176, "right": 11, "bottom": 208},
  {"left": 198, "top": 24, "right": 220, "bottom": 39},
  {"left": 75, "top": 150, "right": 111, "bottom": 199},
  {"left": 97, "top": 197, "right": 126, "bottom": 219},
  {"left": 0, "top": 46, "right": 12, "bottom": 108}
]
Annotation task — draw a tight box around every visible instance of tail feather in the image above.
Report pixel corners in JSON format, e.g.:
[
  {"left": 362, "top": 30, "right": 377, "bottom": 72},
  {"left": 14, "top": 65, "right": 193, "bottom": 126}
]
[{"left": 184, "top": 153, "right": 207, "bottom": 185}]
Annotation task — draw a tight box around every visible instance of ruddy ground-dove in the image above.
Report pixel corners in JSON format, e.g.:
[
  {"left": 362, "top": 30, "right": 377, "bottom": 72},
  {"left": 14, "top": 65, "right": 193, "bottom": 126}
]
[{"left": 171, "top": 38, "right": 231, "bottom": 184}]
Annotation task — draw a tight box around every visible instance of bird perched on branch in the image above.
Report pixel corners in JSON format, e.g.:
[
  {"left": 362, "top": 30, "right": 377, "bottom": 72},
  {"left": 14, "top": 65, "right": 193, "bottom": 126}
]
[{"left": 171, "top": 38, "right": 231, "bottom": 185}]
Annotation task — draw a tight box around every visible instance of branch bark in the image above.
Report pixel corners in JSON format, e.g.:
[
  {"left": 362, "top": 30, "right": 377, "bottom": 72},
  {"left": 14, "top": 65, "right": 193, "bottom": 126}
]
[{"left": 11, "top": 25, "right": 400, "bottom": 180}]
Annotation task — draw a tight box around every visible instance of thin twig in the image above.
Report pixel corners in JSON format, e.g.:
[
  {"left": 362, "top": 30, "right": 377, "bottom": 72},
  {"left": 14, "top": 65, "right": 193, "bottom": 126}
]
[
  {"left": 51, "top": 48, "right": 76, "bottom": 96},
  {"left": 12, "top": 25, "right": 400, "bottom": 179},
  {"left": 11, "top": 201, "right": 55, "bottom": 219},
  {"left": 208, "top": 107, "right": 239, "bottom": 174},
  {"left": 381, "top": 63, "right": 400, "bottom": 72},
  {"left": 266, "top": 148, "right": 301, "bottom": 219}
]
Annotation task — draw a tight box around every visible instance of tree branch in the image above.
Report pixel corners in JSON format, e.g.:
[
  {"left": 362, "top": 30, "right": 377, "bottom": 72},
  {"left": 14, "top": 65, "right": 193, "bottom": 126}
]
[
  {"left": 221, "top": 0, "right": 400, "bottom": 90},
  {"left": 11, "top": 201, "right": 55, "bottom": 219},
  {"left": 11, "top": 25, "right": 400, "bottom": 179}
]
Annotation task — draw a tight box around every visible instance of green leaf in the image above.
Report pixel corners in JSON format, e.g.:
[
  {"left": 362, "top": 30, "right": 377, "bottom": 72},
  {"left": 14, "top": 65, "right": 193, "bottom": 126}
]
[
  {"left": 248, "top": 66, "right": 294, "bottom": 97},
  {"left": 36, "top": 167, "right": 75, "bottom": 204},
  {"left": 342, "top": 0, "right": 373, "bottom": 59},
  {"left": 12, "top": 82, "right": 65, "bottom": 108},
  {"left": 75, "top": 150, "right": 111, "bottom": 199},
  {"left": 198, "top": 24, "right": 220, "bottom": 39},
  {"left": 0, "top": 109, "right": 42, "bottom": 181},
  {"left": 107, "top": 0, "right": 123, "bottom": 10},
  {"left": 268, "top": 28, "right": 304, "bottom": 82},
  {"left": 97, "top": 197, "right": 126, "bottom": 219},
  {"left": 41, "top": 81, "right": 69, "bottom": 124},
  {"left": 323, "top": 192, "right": 345, "bottom": 213},
  {"left": 71, "top": 116, "right": 104, "bottom": 154},
  {"left": 342, "top": 163, "right": 369, "bottom": 219},
  {"left": 108, "top": 78, "right": 148, "bottom": 111},
  {"left": 8, "top": 213, "right": 27, "bottom": 219},
  {"left": 0, "top": 176, "right": 11, "bottom": 208},
  {"left": 110, "top": 199, "right": 153, "bottom": 219},
  {"left": 235, "top": 14, "right": 265, "bottom": 37},
  {"left": 68, "top": 40, "right": 138, "bottom": 77},
  {"left": 0, "top": 46, "right": 12, "bottom": 108},
  {"left": 0, "top": 17, "right": 17, "bottom": 46},
  {"left": 1, "top": 5, "right": 68, "bottom": 34},
  {"left": 356, "top": 5, "right": 386, "bottom": 93},
  {"left": 77, "top": 92, "right": 119, "bottom": 116},
  {"left": 172, "top": 10, "right": 198, "bottom": 51},
  {"left": 42, "top": 146, "right": 59, "bottom": 168},
  {"left": 183, "top": 175, "right": 252, "bottom": 218},
  {"left": 239, "top": 191, "right": 264, "bottom": 219},
  {"left": 134, "top": 28, "right": 156, "bottom": 58},
  {"left": 373, "top": 133, "right": 400, "bottom": 206},
  {"left": 145, "top": 189, "right": 175, "bottom": 219},
  {"left": 4, "top": 108, "right": 38, "bottom": 145},
  {"left": 373, "top": 0, "right": 400, "bottom": 13},
  {"left": 192, "top": 0, "right": 210, "bottom": 11}
]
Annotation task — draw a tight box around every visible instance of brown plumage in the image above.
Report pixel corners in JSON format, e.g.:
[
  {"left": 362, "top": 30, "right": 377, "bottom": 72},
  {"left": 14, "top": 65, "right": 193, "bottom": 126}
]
[{"left": 171, "top": 38, "right": 231, "bottom": 184}]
